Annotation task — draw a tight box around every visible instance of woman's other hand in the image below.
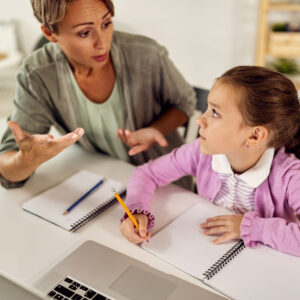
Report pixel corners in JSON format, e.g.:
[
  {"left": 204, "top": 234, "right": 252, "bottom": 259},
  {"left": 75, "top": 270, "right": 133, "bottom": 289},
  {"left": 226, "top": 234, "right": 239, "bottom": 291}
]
[
  {"left": 119, "top": 213, "right": 151, "bottom": 244},
  {"left": 117, "top": 128, "right": 168, "bottom": 156},
  {"left": 8, "top": 121, "right": 85, "bottom": 166},
  {"left": 200, "top": 214, "right": 244, "bottom": 244}
]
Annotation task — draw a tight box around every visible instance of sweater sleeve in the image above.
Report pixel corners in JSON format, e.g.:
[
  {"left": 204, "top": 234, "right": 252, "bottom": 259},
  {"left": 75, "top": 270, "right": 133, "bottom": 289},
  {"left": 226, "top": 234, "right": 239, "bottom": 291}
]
[
  {"left": 241, "top": 166, "right": 300, "bottom": 257},
  {"left": 0, "top": 68, "right": 54, "bottom": 189},
  {"left": 124, "top": 140, "right": 200, "bottom": 226}
]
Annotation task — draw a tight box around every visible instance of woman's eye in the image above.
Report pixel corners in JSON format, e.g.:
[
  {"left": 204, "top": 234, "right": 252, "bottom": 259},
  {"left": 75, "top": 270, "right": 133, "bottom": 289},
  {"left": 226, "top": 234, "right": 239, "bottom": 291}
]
[
  {"left": 212, "top": 109, "right": 219, "bottom": 118},
  {"left": 78, "top": 31, "right": 90, "bottom": 38},
  {"left": 103, "top": 21, "right": 112, "bottom": 28}
]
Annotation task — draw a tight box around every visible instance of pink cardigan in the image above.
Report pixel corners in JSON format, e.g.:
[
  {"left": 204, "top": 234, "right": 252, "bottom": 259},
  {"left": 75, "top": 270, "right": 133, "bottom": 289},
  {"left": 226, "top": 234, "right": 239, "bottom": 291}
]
[{"left": 126, "top": 140, "right": 300, "bottom": 256}]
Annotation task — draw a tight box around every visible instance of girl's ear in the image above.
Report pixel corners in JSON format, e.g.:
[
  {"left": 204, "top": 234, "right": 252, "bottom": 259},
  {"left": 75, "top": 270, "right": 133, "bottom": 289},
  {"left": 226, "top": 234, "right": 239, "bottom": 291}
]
[
  {"left": 41, "top": 25, "right": 58, "bottom": 43},
  {"left": 247, "top": 126, "right": 269, "bottom": 147}
]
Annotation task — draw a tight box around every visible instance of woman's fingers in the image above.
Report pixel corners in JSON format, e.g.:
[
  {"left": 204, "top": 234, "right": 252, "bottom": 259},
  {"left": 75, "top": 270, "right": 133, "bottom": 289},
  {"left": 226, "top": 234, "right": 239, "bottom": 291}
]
[
  {"left": 153, "top": 131, "right": 168, "bottom": 147},
  {"left": 9, "top": 124, "right": 85, "bottom": 165},
  {"left": 128, "top": 144, "right": 148, "bottom": 156},
  {"left": 117, "top": 129, "right": 129, "bottom": 144},
  {"left": 8, "top": 121, "right": 29, "bottom": 144},
  {"left": 54, "top": 128, "right": 85, "bottom": 150},
  {"left": 125, "top": 129, "right": 137, "bottom": 146}
]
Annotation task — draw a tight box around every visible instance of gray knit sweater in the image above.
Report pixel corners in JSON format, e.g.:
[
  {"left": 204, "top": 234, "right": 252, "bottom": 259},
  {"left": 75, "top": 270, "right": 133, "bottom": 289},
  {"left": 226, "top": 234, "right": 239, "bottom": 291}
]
[{"left": 0, "top": 31, "right": 196, "bottom": 188}]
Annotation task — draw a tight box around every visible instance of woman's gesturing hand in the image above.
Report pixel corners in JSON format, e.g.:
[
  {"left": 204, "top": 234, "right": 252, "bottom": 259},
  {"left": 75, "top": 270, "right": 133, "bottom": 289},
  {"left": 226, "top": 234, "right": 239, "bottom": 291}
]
[
  {"left": 117, "top": 128, "right": 168, "bottom": 156},
  {"left": 8, "top": 121, "right": 85, "bottom": 166}
]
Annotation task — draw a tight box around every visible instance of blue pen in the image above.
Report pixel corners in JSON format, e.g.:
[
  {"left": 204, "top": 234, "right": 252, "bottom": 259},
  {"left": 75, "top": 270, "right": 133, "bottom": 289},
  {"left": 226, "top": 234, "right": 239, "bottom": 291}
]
[{"left": 63, "top": 179, "right": 104, "bottom": 215}]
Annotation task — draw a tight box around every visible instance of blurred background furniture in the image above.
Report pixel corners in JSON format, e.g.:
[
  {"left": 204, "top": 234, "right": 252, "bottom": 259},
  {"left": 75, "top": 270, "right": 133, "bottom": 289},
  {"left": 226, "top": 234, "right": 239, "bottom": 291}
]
[
  {"left": 256, "top": 0, "right": 300, "bottom": 89},
  {"left": 0, "top": 21, "right": 23, "bottom": 118},
  {"left": 183, "top": 87, "right": 209, "bottom": 144}
]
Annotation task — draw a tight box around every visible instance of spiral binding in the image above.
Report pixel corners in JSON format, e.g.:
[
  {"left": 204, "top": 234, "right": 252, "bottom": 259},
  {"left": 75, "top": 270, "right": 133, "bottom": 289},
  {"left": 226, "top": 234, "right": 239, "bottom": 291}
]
[
  {"left": 202, "top": 240, "right": 245, "bottom": 280},
  {"left": 70, "top": 188, "right": 127, "bottom": 232}
]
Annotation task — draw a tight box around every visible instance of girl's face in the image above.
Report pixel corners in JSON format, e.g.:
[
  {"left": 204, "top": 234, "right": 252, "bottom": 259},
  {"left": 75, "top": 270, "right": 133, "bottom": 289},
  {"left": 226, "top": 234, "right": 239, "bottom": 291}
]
[
  {"left": 197, "top": 81, "right": 252, "bottom": 156},
  {"left": 50, "top": 0, "right": 114, "bottom": 70}
]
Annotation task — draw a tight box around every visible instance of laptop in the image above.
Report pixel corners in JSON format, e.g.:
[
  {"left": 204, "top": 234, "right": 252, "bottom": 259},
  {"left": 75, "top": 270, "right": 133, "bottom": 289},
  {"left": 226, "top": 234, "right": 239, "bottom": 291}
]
[{"left": 31, "top": 240, "right": 227, "bottom": 300}]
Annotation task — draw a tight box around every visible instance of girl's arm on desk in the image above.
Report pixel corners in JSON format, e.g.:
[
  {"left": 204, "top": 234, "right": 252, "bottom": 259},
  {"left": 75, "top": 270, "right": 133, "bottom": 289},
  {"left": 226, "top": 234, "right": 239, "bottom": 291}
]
[{"left": 120, "top": 140, "right": 199, "bottom": 243}]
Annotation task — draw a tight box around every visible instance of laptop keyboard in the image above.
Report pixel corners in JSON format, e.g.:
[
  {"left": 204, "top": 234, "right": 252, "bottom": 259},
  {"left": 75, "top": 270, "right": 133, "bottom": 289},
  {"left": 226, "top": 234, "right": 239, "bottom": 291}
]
[{"left": 47, "top": 276, "right": 112, "bottom": 300}]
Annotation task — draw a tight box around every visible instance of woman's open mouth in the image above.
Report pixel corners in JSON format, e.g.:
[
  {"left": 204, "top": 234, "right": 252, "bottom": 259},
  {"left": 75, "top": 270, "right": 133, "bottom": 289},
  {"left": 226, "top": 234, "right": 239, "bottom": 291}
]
[{"left": 92, "top": 53, "right": 107, "bottom": 62}]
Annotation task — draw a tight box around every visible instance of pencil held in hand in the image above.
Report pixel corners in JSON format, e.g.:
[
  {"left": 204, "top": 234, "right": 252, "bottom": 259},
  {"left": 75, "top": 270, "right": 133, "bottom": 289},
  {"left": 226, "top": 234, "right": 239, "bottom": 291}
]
[{"left": 113, "top": 189, "right": 140, "bottom": 231}]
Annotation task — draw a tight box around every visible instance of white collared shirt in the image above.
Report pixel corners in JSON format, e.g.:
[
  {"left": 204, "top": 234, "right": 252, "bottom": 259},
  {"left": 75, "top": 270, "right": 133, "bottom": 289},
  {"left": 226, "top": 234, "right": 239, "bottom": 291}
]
[{"left": 212, "top": 148, "right": 275, "bottom": 214}]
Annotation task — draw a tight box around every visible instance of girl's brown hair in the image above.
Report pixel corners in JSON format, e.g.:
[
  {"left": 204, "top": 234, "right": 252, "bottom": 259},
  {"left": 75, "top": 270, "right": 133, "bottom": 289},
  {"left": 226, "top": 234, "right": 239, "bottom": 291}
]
[
  {"left": 30, "top": 0, "right": 115, "bottom": 33},
  {"left": 218, "top": 66, "right": 300, "bottom": 158}
]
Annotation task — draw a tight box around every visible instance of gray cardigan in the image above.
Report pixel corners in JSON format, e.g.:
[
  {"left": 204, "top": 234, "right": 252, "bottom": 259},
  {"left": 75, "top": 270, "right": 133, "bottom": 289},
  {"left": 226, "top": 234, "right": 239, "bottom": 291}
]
[{"left": 0, "top": 31, "right": 196, "bottom": 187}]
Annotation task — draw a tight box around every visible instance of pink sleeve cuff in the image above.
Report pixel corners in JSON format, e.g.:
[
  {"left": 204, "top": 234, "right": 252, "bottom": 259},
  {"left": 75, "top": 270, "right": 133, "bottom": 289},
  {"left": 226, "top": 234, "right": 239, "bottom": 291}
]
[
  {"left": 120, "top": 208, "right": 155, "bottom": 231},
  {"left": 240, "top": 212, "right": 260, "bottom": 248}
]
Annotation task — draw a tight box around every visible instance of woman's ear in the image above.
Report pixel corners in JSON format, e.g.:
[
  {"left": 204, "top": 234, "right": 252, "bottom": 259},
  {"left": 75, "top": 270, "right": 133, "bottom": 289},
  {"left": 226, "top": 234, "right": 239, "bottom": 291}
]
[
  {"left": 41, "top": 25, "right": 58, "bottom": 43},
  {"left": 247, "top": 126, "right": 269, "bottom": 147}
]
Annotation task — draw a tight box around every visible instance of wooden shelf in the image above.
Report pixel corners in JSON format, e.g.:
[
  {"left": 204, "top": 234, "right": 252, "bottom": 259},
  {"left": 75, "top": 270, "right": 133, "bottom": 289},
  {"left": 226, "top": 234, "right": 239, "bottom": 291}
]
[
  {"left": 268, "top": 32, "right": 300, "bottom": 57},
  {"left": 269, "top": 3, "right": 300, "bottom": 11},
  {"left": 256, "top": 0, "right": 300, "bottom": 89},
  {"left": 294, "top": 81, "right": 300, "bottom": 89},
  {"left": 267, "top": 51, "right": 300, "bottom": 58}
]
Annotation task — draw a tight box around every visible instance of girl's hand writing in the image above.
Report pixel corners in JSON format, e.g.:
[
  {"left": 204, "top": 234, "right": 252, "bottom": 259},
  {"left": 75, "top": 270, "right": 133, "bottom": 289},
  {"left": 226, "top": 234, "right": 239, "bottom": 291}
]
[
  {"left": 200, "top": 214, "right": 244, "bottom": 244},
  {"left": 117, "top": 128, "right": 168, "bottom": 156},
  {"left": 119, "top": 213, "right": 151, "bottom": 244},
  {"left": 8, "top": 121, "right": 85, "bottom": 167}
]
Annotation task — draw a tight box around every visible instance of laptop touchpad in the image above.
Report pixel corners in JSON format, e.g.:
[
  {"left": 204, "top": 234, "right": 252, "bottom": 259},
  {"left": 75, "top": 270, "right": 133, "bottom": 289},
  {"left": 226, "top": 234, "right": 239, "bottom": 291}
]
[{"left": 110, "top": 265, "right": 177, "bottom": 300}]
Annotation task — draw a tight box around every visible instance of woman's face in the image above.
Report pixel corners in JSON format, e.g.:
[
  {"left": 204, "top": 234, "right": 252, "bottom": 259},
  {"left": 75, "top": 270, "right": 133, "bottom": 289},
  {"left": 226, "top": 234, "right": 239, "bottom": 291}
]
[{"left": 52, "top": 0, "right": 114, "bottom": 69}]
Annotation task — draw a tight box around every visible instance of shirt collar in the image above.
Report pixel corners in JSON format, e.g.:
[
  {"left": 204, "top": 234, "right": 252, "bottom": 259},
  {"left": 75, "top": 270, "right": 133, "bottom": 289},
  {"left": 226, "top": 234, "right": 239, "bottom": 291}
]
[{"left": 212, "top": 148, "right": 275, "bottom": 188}]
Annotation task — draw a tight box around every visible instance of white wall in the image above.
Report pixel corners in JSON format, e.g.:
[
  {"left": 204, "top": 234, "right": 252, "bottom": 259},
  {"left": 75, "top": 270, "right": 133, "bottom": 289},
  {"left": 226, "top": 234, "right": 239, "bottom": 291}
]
[
  {"left": 0, "top": 0, "right": 40, "bottom": 54},
  {"left": 0, "top": 0, "right": 259, "bottom": 89}
]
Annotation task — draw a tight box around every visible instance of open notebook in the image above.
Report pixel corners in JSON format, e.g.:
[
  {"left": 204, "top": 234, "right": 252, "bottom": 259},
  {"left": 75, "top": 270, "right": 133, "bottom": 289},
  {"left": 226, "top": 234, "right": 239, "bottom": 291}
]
[
  {"left": 23, "top": 170, "right": 126, "bottom": 232},
  {"left": 142, "top": 201, "right": 300, "bottom": 300}
]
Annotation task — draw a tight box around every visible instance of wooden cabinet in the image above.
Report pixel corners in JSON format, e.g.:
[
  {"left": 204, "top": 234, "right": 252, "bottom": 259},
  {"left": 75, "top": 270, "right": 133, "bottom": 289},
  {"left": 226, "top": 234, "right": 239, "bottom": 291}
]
[{"left": 256, "top": 0, "right": 300, "bottom": 88}]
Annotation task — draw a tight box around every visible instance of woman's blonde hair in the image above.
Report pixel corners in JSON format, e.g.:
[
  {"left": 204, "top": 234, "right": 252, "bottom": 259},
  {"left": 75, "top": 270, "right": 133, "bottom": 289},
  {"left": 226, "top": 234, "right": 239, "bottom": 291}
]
[{"left": 30, "top": 0, "right": 115, "bottom": 32}]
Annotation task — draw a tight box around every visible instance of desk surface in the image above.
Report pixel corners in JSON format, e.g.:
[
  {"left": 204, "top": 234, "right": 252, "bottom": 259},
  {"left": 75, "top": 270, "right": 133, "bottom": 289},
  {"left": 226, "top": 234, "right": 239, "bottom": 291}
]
[{"left": 0, "top": 126, "right": 222, "bottom": 297}]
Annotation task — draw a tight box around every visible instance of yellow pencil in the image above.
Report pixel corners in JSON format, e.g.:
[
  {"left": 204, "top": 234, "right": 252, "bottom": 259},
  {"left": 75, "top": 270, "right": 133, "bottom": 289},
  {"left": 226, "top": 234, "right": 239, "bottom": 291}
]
[{"left": 114, "top": 190, "right": 140, "bottom": 231}]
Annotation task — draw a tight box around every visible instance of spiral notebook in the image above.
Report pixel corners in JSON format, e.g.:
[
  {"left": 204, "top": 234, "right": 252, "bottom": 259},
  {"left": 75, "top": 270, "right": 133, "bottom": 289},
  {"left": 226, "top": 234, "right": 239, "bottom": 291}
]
[
  {"left": 23, "top": 170, "right": 126, "bottom": 232},
  {"left": 142, "top": 201, "right": 300, "bottom": 300},
  {"left": 142, "top": 202, "right": 244, "bottom": 283}
]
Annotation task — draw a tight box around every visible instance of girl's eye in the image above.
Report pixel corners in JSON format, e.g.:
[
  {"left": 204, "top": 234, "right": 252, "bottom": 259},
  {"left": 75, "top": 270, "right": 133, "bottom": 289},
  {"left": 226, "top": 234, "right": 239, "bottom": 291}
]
[
  {"left": 212, "top": 109, "right": 219, "bottom": 118},
  {"left": 78, "top": 31, "right": 90, "bottom": 38}
]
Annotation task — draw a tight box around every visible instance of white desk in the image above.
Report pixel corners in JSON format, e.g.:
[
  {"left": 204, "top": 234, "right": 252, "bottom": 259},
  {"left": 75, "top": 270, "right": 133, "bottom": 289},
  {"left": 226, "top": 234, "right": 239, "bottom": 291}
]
[{"left": 0, "top": 129, "right": 222, "bottom": 297}]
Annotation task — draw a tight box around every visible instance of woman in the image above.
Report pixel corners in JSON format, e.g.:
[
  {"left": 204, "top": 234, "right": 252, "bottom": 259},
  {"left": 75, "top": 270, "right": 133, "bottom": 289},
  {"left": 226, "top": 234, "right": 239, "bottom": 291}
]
[{"left": 0, "top": 0, "right": 195, "bottom": 188}]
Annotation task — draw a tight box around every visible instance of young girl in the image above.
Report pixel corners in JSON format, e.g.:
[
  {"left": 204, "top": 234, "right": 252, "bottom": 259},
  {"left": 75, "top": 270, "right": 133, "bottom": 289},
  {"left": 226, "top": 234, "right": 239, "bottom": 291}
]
[{"left": 120, "top": 66, "right": 300, "bottom": 257}]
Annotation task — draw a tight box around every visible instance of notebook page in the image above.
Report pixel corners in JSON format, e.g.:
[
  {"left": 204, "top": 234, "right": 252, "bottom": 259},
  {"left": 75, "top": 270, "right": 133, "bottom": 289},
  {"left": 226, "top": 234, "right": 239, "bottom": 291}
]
[
  {"left": 142, "top": 201, "right": 238, "bottom": 280},
  {"left": 23, "top": 170, "right": 125, "bottom": 230},
  {"left": 206, "top": 244, "right": 300, "bottom": 300}
]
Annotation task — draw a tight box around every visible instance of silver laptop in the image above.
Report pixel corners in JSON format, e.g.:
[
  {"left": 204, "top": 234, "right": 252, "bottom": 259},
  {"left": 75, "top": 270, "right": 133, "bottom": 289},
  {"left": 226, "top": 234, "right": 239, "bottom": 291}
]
[{"left": 31, "top": 240, "right": 226, "bottom": 300}]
